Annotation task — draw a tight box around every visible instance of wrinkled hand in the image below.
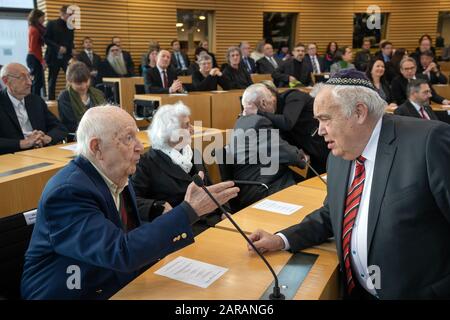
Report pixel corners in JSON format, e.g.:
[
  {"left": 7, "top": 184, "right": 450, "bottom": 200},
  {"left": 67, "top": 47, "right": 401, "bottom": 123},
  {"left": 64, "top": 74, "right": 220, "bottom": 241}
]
[
  {"left": 247, "top": 229, "right": 285, "bottom": 254},
  {"left": 184, "top": 171, "right": 239, "bottom": 216},
  {"left": 169, "top": 80, "right": 183, "bottom": 93},
  {"left": 20, "top": 130, "right": 44, "bottom": 149}
]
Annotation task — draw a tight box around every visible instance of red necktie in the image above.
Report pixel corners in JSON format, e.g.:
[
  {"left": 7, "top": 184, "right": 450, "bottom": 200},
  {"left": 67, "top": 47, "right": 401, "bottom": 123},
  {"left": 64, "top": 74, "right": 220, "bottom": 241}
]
[
  {"left": 162, "top": 70, "right": 168, "bottom": 88},
  {"left": 342, "top": 156, "right": 366, "bottom": 294},
  {"left": 419, "top": 107, "right": 430, "bottom": 120}
]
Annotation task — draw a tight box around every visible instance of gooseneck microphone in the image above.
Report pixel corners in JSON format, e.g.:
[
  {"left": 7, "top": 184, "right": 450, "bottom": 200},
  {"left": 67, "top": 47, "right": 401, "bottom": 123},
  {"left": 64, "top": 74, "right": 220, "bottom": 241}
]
[
  {"left": 233, "top": 180, "right": 269, "bottom": 190},
  {"left": 192, "top": 174, "right": 285, "bottom": 300},
  {"left": 301, "top": 160, "right": 327, "bottom": 186}
]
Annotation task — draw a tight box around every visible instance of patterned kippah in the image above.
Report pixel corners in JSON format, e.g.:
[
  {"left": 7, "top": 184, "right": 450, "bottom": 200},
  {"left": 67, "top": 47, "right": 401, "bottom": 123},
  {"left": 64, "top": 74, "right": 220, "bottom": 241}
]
[{"left": 325, "top": 69, "right": 376, "bottom": 91}]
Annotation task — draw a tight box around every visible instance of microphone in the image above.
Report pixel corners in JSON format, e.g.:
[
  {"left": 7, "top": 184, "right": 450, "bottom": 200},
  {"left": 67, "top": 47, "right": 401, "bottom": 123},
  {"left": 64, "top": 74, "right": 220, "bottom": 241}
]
[
  {"left": 233, "top": 180, "right": 269, "bottom": 190},
  {"left": 301, "top": 160, "right": 327, "bottom": 186},
  {"left": 192, "top": 175, "right": 285, "bottom": 300}
]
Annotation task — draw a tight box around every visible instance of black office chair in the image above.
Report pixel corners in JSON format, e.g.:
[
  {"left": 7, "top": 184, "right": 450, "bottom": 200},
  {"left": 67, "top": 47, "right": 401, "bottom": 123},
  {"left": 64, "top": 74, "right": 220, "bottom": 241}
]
[
  {"left": 0, "top": 210, "right": 35, "bottom": 300},
  {"left": 133, "top": 99, "right": 160, "bottom": 122},
  {"left": 95, "top": 82, "right": 120, "bottom": 104}
]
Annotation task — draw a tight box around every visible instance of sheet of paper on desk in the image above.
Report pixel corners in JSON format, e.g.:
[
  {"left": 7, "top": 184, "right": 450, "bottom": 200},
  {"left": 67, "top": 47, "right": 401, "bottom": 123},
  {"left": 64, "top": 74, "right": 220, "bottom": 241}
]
[
  {"left": 59, "top": 144, "right": 78, "bottom": 152},
  {"left": 210, "top": 90, "right": 228, "bottom": 93},
  {"left": 252, "top": 199, "right": 303, "bottom": 215},
  {"left": 154, "top": 256, "right": 228, "bottom": 288},
  {"left": 323, "top": 174, "right": 327, "bottom": 181}
]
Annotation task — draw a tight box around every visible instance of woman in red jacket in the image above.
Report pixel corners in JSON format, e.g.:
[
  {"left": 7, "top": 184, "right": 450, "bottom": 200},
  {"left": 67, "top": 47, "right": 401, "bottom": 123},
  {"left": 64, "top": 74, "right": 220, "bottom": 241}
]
[{"left": 26, "top": 9, "right": 46, "bottom": 97}]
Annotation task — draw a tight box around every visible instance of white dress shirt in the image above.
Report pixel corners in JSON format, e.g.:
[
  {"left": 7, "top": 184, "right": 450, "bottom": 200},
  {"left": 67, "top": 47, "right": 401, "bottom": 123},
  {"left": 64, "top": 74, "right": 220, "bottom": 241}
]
[
  {"left": 7, "top": 90, "right": 33, "bottom": 135},
  {"left": 279, "top": 117, "right": 383, "bottom": 297}
]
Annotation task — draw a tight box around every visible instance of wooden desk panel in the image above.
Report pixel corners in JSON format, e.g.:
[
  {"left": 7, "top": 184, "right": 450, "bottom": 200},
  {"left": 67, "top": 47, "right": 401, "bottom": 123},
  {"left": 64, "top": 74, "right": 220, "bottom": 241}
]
[
  {"left": 16, "top": 144, "right": 77, "bottom": 163},
  {"left": 0, "top": 154, "right": 66, "bottom": 218},
  {"left": 210, "top": 90, "right": 244, "bottom": 130},
  {"left": 111, "top": 228, "right": 339, "bottom": 300},
  {"left": 298, "top": 175, "right": 327, "bottom": 191},
  {"left": 216, "top": 185, "right": 326, "bottom": 235},
  {"left": 134, "top": 92, "right": 212, "bottom": 127}
]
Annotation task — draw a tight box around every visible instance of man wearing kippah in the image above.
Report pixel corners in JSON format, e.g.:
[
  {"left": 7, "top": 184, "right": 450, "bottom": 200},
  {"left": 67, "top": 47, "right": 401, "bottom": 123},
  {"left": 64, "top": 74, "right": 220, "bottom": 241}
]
[{"left": 247, "top": 69, "right": 450, "bottom": 300}]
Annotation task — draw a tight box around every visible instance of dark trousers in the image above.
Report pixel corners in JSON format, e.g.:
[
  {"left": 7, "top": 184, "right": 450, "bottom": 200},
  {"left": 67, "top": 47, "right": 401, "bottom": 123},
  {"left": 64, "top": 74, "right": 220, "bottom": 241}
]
[
  {"left": 26, "top": 54, "right": 44, "bottom": 97},
  {"left": 47, "top": 59, "right": 68, "bottom": 100}
]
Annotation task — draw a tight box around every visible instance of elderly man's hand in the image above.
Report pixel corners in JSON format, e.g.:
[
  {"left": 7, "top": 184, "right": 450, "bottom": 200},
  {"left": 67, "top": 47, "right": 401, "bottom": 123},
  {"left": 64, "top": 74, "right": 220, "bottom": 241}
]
[
  {"left": 184, "top": 172, "right": 240, "bottom": 216},
  {"left": 247, "top": 229, "right": 285, "bottom": 254}
]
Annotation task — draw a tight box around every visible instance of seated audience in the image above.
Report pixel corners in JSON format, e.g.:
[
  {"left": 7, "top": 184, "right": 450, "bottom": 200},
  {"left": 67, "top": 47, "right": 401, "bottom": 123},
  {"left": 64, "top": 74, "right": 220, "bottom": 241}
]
[
  {"left": 256, "top": 43, "right": 282, "bottom": 74},
  {"left": 323, "top": 41, "right": 338, "bottom": 72},
  {"left": 240, "top": 41, "right": 257, "bottom": 74},
  {"left": 131, "top": 103, "right": 224, "bottom": 234},
  {"left": 365, "top": 58, "right": 396, "bottom": 107},
  {"left": 170, "top": 39, "right": 190, "bottom": 75},
  {"left": 141, "top": 46, "right": 159, "bottom": 78},
  {"left": 21, "top": 105, "right": 239, "bottom": 299},
  {"left": 229, "top": 84, "right": 308, "bottom": 209},
  {"left": 197, "top": 40, "right": 217, "bottom": 68},
  {"left": 391, "top": 57, "right": 449, "bottom": 105},
  {"left": 140, "top": 40, "right": 160, "bottom": 72},
  {"left": 273, "top": 42, "right": 313, "bottom": 87},
  {"left": 258, "top": 81, "right": 329, "bottom": 175},
  {"left": 97, "top": 44, "right": 134, "bottom": 82},
  {"left": 418, "top": 50, "right": 448, "bottom": 84},
  {"left": 330, "top": 46, "right": 355, "bottom": 75},
  {"left": 222, "top": 47, "right": 253, "bottom": 89},
  {"left": 276, "top": 42, "right": 291, "bottom": 61},
  {"left": 394, "top": 78, "right": 442, "bottom": 121},
  {"left": 306, "top": 43, "right": 325, "bottom": 74},
  {"left": 58, "top": 61, "right": 106, "bottom": 133},
  {"left": 111, "top": 36, "right": 135, "bottom": 75},
  {"left": 354, "top": 39, "right": 373, "bottom": 72},
  {"left": 410, "top": 34, "right": 436, "bottom": 67},
  {"left": 76, "top": 37, "right": 101, "bottom": 85},
  {"left": 251, "top": 40, "right": 265, "bottom": 62},
  {"left": 192, "top": 53, "right": 230, "bottom": 91},
  {"left": 144, "top": 50, "right": 183, "bottom": 94},
  {"left": 390, "top": 48, "right": 408, "bottom": 77},
  {"left": 0, "top": 63, "right": 67, "bottom": 155}
]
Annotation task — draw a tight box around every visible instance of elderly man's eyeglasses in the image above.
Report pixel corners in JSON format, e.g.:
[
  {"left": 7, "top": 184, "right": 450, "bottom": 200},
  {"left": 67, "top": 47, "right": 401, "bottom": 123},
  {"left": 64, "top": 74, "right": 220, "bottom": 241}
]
[{"left": 6, "top": 73, "right": 34, "bottom": 81}]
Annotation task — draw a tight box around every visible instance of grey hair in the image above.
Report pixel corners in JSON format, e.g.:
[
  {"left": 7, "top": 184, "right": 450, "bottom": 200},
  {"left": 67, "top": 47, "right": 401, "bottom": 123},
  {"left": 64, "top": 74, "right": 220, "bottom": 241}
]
[
  {"left": 399, "top": 56, "right": 416, "bottom": 69},
  {"left": 149, "top": 102, "right": 191, "bottom": 150},
  {"left": 406, "top": 78, "right": 429, "bottom": 97},
  {"left": 242, "top": 83, "right": 272, "bottom": 109},
  {"left": 75, "top": 104, "right": 122, "bottom": 158},
  {"left": 0, "top": 63, "right": 10, "bottom": 78},
  {"left": 327, "top": 85, "right": 386, "bottom": 119},
  {"left": 197, "top": 53, "right": 212, "bottom": 64},
  {"left": 226, "top": 46, "right": 241, "bottom": 63}
]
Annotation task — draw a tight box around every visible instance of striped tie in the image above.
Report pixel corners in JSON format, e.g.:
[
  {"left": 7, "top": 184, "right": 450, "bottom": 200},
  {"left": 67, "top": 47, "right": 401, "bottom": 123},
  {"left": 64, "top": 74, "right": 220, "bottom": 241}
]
[{"left": 342, "top": 155, "right": 366, "bottom": 294}]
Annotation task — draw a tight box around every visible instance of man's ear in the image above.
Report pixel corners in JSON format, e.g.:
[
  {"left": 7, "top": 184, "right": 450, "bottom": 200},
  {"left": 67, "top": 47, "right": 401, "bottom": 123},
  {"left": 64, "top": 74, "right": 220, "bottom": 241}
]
[
  {"left": 355, "top": 103, "right": 369, "bottom": 123},
  {"left": 89, "top": 137, "right": 102, "bottom": 160}
]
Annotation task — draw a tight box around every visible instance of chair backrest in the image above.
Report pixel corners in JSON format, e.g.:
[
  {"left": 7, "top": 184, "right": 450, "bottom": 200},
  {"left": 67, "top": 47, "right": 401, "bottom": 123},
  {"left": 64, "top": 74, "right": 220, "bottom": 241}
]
[
  {"left": 133, "top": 99, "right": 160, "bottom": 121},
  {"left": 95, "top": 82, "right": 120, "bottom": 104},
  {"left": 0, "top": 210, "right": 36, "bottom": 300},
  {"left": 135, "top": 84, "right": 145, "bottom": 95}
]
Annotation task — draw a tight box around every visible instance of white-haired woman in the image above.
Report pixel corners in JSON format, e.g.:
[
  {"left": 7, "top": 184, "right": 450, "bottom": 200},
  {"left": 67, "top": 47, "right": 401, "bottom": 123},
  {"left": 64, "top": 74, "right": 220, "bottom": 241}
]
[
  {"left": 192, "top": 53, "right": 230, "bottom": 91},
  {"left": 131, "top": 102, "right": 222, "bottom": 235}
]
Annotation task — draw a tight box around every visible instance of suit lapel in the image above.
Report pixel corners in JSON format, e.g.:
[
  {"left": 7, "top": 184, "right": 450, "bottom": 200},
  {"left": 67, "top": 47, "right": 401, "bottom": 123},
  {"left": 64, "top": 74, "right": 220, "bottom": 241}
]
[
  {"left": 367, "top": 115, "right": 397, "bottom": 255},
  {"left": 1, "top": 90, "right": 23, "bottom": 133},
  {"left": 405, "top": 101, "right": 421, "bottom": 118},
  {"left": 425, "top": 105, "right": 438, "bottom": 120}
]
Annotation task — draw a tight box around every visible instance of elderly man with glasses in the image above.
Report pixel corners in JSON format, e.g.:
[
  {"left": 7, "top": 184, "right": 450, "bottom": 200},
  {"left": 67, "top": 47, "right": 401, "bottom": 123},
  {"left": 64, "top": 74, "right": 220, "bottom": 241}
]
[{"left": 0, "top": 62, "right": 67, "bottom": 155}]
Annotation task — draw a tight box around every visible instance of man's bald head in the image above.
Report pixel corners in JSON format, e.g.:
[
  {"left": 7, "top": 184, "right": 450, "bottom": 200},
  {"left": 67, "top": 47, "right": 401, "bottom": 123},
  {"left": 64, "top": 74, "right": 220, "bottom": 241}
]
[{"left": 1, "top": 62, "right": 32, "bottom": 99}]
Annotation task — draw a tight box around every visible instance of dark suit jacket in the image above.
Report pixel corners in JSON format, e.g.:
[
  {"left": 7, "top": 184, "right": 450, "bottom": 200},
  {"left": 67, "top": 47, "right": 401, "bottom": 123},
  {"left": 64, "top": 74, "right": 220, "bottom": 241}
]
[
  {"left": 191, "top": 71, "right": 231, "bottom": 91},
  {"left": 305, "top": 54, "right": 325, "bottom": 73},
  {"left": 272, "top": 58, "right": 313, "bottom": 87},
  {"left": 241, "top": 56, "right": 257, "bottom": 74},
  {"left": 44, "top": 18, "right": 74, "bottom": 65},
  {"left": 221, "top": 65, "right": 253, "bottom": 89},
  {"left": 76, "top": 51, "right": 101, "bottom": 72},
  {"left": 97, "top": 59, "right": 134, "bottom": 82},
  {"left": 394, "top": 100, "right": 439, "bottom": 120},
  {"left": 230, "top": 115, "right": 304, "bottom": 209},
  {"left": 131, "top": 148, "right": 222, "bottom": 233},
  {"left": 0, "top": 89, "right": 68, "bottom": 154},
  {"left": 170, "top": 51, "right": 190, "bottom": 75},
  {"left": 144, "top": 66, "right": 179, "bottom": 93},
  {"left": 21, "top": 156, "right": 196, "bottom": 299},
  {"left": 354, "top": 50, "right": 373, "bottom": 72},
  {"left": 258, "top": 89, "right": 329, "bottom": 174},
  {"left": 390, "top": 74, "right": 445, "bottom": 105},
  {"left": 280, "top": 115, "right": 450, "bottom": 299},
  {"left": 256, "top": 56, "right": 282, "bottom": 74}
]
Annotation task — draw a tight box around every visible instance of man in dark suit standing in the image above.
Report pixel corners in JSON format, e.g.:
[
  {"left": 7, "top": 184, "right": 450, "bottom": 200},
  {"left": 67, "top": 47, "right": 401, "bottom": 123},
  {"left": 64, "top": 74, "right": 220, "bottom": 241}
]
[
  {"left": 391, "top": 57, "right": 449, "bottom": 106},
  {"left": 0, "top": 63, "right": 67, "bottom": 155},
  {"left": 170, "top": 39, "right": 190, "bottom": 76},
  {"left": 394, "top": 79, "right": 450, "bottom": 123},
  {"left": 240, "top": 41, "right": 256, "bottom": 74},
  {"left": 247, "top": 70, "right": 450, "bottom": 299},
  {"left": 272, "top": 43, "right": 313, "bottom": 87},
  {"left": 144, "top": 50, "right": 183, "bottom": 94},
  {"left": 111, "top": 36, "right": 135, "bottom": 76},
  {"left": 256, "top": 43, "right": 282, "bottom": 74},
  {"left": 229, "top": 84, "right": 308, "bottom": 209},
  {"left": 257, "top": 80, "right": 329, "bottom": 175},
  {"left": 44, "top": 5, "right": 75, "bottom": 100},
  {"left": 76, "top": 37, "right": 101, "bottom": 85},
  {"left": 306, "top": 43, "right": 325, "bottom": 74},
  {"left": 21, "top": 105, "right": 239, "bottom": 299}
]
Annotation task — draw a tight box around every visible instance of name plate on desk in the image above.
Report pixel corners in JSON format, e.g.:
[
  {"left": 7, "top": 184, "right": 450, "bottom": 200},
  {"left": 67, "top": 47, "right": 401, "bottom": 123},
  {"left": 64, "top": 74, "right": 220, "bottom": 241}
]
[
  {"left": 260, "top": 252, "right": 318, "bottom": 300},
  {"left": 0, "top": 162, "right": 53, "bottom": 178}
]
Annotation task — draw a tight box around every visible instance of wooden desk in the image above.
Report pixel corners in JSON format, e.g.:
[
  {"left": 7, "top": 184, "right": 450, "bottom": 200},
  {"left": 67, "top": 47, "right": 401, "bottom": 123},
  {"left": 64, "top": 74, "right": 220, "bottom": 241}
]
[
  {"left": 103, "top": 77, "right": 144, "bottom": 117},
  {"left": 251, "top": 73, "right": 272, "bottom": 83},
  {"left": 16, "top": 143, "right": 77, "bottom": 163},
  {"left": 216, "top": 185, "right": 326, "bottom": 236},
  {"left": 433, "top": 84, "right": 450, "bottom": 99},
  {"left": 298, "top": 175, "right": 327, "bottom": 191},
  {"left": 134, "top": 92, "right": 212, "bottom": 127},
  {"left": 46, "top": 100, "right": 59, "bottom": 119},
  {"left": 111, "top": 228, "right": 339, "bottom": 300},
  {"left": 210, "top": 90, "right": 244, "bottom": 130},
  {"left": 178, "top": 75, "right": 192, "bottom": 84},
  {"left": 0, "top": 154, "right": 66, "bottom": 218}
]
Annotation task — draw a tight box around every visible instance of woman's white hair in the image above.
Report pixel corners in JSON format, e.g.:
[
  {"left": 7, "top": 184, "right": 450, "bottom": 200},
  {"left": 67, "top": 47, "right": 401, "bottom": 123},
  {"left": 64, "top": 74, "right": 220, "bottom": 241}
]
[
  {"left": 313, "top": 83, "right": 386, "bottom": 120},
  {"left": 149, "top": 102, "right": 191, "bottom": 150},
  {"left": 75, "top": 104, "right": 122, "bottom": 158}
]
